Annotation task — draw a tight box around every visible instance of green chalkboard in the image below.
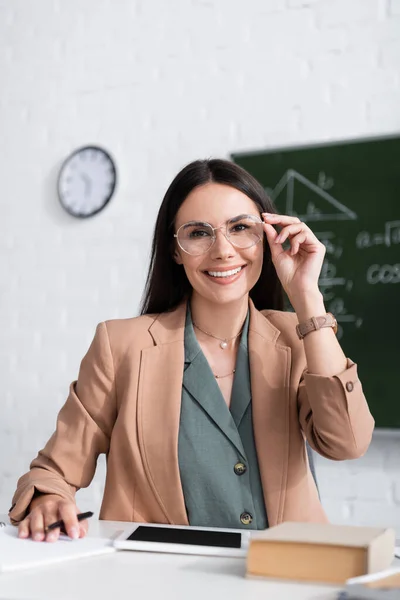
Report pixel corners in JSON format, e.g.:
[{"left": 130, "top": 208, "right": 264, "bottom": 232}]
[{"left": 232, "top": 135, "right": 400, "bottom": 429}]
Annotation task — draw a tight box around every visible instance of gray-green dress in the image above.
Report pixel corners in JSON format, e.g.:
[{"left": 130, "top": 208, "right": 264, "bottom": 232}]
[{"left": 178, "top": 306, "right": 269, "bottom": 530}]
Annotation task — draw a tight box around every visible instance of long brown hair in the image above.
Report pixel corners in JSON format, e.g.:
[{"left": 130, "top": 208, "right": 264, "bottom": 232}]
[{"left": 140, "top": 158, "right": 283, "bottom": 314}]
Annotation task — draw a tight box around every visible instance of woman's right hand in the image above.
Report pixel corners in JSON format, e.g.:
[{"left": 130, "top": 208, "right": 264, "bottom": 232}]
[{"left": 18, "top": 494, "right": 88, "bottom": 542}]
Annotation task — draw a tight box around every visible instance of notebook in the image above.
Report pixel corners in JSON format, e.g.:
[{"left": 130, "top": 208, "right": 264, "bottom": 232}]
[
  {"left": 342, "top": 567, "right": 400, "bottom": 599},
  {"left": 0, "top": 521, "right": 115, "bottom": 573}
]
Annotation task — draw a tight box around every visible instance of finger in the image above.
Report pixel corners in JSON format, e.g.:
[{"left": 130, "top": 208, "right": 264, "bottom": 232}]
[
  {"left": 58, "top": 503, "right": 81, "bottom": 540},
  {"left": 262, "top": 223, "right": 283, "bottom": 261},
  {"left": 18, "top": 516, "right": 31, "bottom": 539},
  {"left": 289, "top": 231, "right": 308, "bottom": 255},
  {"left": 262, "top": 213, "right": 301, "bottom": 226},
  {"left": 79, "top": 519, "right": 89, "bottom": 538},
  {"left": 262, "top": 221, "right": 278, "bottom": 243},
  {"left": 43, "top": 507, "right": 63, "bottom": 543},
  {"left": 75, "top": 507, "right": 90, "bottom": 538},
  {"left": 29, "top": 510, "right": 46, "bottom": 542},
  {"left": 275, "top": 223, "right": 307, "bottom": 244}
]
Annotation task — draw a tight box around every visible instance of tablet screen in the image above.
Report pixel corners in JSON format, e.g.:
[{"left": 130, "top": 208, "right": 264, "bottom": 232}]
[{"left": 127, "top": 526, "right": 242, "bottom": 548}]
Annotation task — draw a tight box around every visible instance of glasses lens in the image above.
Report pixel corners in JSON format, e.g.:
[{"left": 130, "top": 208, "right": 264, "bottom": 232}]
[
  {"left": 227, "top": 215, "right": 263, "bottom": 248},
  {"left": 177, "top": 222, "right": 214, "bottom": 255}
]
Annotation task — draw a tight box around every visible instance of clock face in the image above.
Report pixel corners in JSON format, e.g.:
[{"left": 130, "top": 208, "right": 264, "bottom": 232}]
[{"left": 58, "top": 146, "right": 117, "bottom": 218}]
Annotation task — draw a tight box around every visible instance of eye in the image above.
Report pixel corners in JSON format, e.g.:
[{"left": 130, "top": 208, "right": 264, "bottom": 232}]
[
  {"left": 188, "top": 227, "right": 212, "bottom": 238},
  {"left": 230, "top": 223, "right": 249, "bottom": 233}
]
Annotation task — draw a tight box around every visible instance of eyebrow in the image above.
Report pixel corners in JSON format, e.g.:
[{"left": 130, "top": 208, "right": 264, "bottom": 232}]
[
  {"left": 181, "top": 214, "right": 258, "bottom": 228},
  {"left": 229, "top": 213, "right": 256, "bottom": 223},
  {"left": 181, "top": 220, "right": 210, "bottom": 229}
]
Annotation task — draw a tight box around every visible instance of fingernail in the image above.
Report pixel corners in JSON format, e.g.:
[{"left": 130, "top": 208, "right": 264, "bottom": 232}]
[
  {"left": 70, "top": 527, "right": 79, "bottom": 539},
  {"left": 47, "top": 532, "right": 57, "bottom": 542},
  {"left": 33, "top": 532, "right": 43, "bottom": 541},
  {"left": 275, "top": 236, "right": 281, "bottom": 243}
]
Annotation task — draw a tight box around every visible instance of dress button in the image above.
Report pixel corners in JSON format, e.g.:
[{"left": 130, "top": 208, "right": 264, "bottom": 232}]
[
  {"left": 240, "top": 512, "right": 253, "bottom": 525},
  {"left": 346, "top": 381, "right": 354, "bottom": 392},
  {"left": 234, "top": 462, "right": 247, "bottom": 476}
]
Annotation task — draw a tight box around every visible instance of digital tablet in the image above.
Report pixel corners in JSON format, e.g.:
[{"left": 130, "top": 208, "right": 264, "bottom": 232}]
[{"left": 113, "top": 522, "right": 250, "bottom": 557}]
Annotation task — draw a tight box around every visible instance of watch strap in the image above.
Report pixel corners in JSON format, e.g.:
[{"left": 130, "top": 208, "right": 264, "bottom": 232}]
[{"left": 296, "top": 313, "right": 337, "bottom": 340}]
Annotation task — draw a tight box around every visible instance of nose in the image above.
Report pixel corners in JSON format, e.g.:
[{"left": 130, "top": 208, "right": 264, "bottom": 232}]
[{"left": 209, "top": 228, "right": 236, "bottom": 260}]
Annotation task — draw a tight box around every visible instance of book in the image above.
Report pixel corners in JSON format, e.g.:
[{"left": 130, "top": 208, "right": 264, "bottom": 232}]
[
  {"left": 246, "top": 522, "right": 395, "bottom": 585},
  {"left": 0, "top": 521, "right": 115, "bottom": 573}
]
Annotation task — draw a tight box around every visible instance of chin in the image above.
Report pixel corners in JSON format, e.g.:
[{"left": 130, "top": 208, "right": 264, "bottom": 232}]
[{"left": 198, "top": 285, "right": 251, "bottom": 306}]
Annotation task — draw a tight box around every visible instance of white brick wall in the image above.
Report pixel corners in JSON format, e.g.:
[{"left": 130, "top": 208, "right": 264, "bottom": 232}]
[
  {"left": 314, "top": 431, "right": 400, "bottom": 534},
  {"left": 1, "top": 0, "right": 399, "bottom": 533}
]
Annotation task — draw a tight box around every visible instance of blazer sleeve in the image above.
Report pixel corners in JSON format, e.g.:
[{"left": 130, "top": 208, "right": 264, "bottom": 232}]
[
  {"left": 298, "top": 359, "right": 375, "bottom": 460},
  {"left": 9, "top": 322, "right": 117, "bottom": 525}
]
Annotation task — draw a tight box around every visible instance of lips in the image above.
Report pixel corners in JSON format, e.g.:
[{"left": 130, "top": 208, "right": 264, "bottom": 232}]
[
  {"left": 206, "top": 266, "right": 243, "bottom": 278},
  {"left": 203, "top": 264, "right": 247, "bottom": 281}
]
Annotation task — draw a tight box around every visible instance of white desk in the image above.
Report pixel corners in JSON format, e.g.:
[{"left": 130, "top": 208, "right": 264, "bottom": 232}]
[{"left": 0, "top": 515, "right": 394, "bottom": 600}]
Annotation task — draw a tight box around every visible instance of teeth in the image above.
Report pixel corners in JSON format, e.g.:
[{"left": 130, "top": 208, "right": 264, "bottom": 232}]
[{"left": 207, "top": 266, "right": 242, "bottom": 278}]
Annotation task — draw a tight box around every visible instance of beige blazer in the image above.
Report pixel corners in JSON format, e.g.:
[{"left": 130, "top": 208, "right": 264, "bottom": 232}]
[{"left": 10, "top": 301, "right": 374, "bottom": 526}]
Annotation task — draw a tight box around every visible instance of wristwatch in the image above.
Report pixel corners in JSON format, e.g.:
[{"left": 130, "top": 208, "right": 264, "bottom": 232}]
[{"left": 296, "top": 313, "right": 338, "bottom": 340}]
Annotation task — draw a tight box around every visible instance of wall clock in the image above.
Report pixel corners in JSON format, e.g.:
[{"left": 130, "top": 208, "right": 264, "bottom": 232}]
[{"left": 57, "top": 145, "right": 117, "bottom": 218}]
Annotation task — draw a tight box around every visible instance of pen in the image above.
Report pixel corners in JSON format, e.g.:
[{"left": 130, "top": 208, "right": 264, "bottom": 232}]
[{"left": 44, "top": 511, "right": 94, "bottom": 533}]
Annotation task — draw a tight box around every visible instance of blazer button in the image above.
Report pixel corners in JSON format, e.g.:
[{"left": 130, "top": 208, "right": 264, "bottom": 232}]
[
  {"left": 346, "top": 381, "right": 354, "bottom": 392},
  {"left": 240, "top": 512, "right": 253, "bottom": 525},
  {"left": 234, "top": 462, "right": 247, "bottom": 476}
]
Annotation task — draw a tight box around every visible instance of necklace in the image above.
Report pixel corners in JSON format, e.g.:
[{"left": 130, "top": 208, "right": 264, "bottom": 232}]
[
  {"left": 214, "top": 369, "right": 236, "bottom": 379},
  {"left": 192, "top": 321, "right": 244, "bottom": 350}
]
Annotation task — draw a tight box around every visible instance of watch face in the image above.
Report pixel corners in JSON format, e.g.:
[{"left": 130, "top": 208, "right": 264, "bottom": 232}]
[{"left": 57, "top": 146, "right": 117, "bottom": 218}]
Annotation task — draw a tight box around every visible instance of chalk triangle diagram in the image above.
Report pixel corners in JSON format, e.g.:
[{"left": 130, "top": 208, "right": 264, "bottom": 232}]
[{"left": 270, "top": 169, "right": 357, "bottom": 222}]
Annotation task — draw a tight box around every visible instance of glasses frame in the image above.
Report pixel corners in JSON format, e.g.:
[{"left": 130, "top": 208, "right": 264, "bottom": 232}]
[{"left": 174, "top": 213, "right": 263, "bottom": 256}]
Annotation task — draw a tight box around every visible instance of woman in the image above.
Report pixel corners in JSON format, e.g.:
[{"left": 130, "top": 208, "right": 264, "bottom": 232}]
[{"left": 11, "top": 159, "right": 374, "bottom": 542}]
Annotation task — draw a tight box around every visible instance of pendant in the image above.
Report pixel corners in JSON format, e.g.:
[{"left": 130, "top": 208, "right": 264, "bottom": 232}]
[{"left": 220, "top": 341, "right": 228, "bottom": 349}]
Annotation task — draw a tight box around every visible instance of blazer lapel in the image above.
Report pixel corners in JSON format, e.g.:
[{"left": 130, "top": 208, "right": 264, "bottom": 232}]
[
  {"left": 183, "top": 315, "right": 246, "bottom": 457},
  {"left": 183, "top": 356, "right": 246, "bottom": 458},
  {"left": 137, "top": 303, "right": 189, "bottom": 525},
  {"left": 229, "top": 313, "right": 251, "bottom": 429},
  {"left": 248, "top": 301, "right": 291, "bottom": 527}
]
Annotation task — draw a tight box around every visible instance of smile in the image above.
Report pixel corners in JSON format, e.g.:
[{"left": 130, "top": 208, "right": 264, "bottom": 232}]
[{"left": 205, "top": 266, "right": 244, "bottom": 278}]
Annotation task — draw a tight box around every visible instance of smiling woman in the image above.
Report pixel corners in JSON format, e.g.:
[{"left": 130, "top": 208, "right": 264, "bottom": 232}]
[
  {"left": 142, "top": 159, "right": 282, "bottom": 315},
  {"left": 10, "top": 159, "right": 374, "bottom": 542},
  {"left": 173, "top": 184, "right": 265, "bottom": 322}
]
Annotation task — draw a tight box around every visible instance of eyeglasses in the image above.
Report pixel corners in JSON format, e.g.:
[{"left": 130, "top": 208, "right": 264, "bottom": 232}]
[{"left": 174, "top": 214, "right": 263, "bottom": 256}]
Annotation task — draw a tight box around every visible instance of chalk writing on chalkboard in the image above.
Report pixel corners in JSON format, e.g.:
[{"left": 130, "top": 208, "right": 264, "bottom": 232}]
[
  {"left": 312, "top": 229, "right": 362, "bottom": 340},
  {"left": 356, "top": 221, "right": 400, "bottom": 249},
  {"left": 268, "top": 169, "right": 357, "bottom": 221}
]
